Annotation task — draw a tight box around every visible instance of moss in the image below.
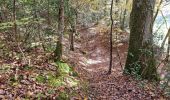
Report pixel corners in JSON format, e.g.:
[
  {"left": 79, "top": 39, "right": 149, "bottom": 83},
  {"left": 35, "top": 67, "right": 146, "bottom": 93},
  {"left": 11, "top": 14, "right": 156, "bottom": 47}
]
[
  {"left": 54, "top": 41, "right": 62, "bottom": 61},
  {"left": 140, "top": 43, "right": 159, "bottom": 81},
  {"left": 57, "top": 92, "right": 69, "bottom": 100},
  {"left": 70, "top": 71, "right": 79, "bottom": 77},
  {"left": 36, "top": 74, "right": 46, "bottom": 83},
  {"left": 124, "top": 47, "right": 159, "bottom": 81},
  {"left": 47, "top": 89, "right": 55, "bottom": 94},
  {"left": 56, "top": 61, "right": 71, "bottom": 75},
  {"left": 124, "top": 49, "right": 141, "bottom": 75},
  {"left": 141, "top": 58, "right": 159, "bottom": 81},
  {"left": 48, "top": 76, "right": 65, "bottom": 87},
  {"left": 36, "top": 93, "right": 46, "bottom": 100},
  {"left": 23, "top": 65, "right": 33, "bottom": 71},
  {"left": 46, "top": 62, "right": 79, "bottom": 87}
]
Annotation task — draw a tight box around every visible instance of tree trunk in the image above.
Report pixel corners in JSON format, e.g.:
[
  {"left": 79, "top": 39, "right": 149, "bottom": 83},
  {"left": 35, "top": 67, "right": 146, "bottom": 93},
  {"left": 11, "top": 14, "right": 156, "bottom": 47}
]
[
  {"left": 69, "top": 10, "right": 77, "bottom": 51},
  {"left": 161, "top": 28, "right": 170, "bottom": 48},
  {"left": 54, "top": 0, "right": 64, "bottom": 61},
  {"left": 167, "top": 35, "right": 170, "bottom": 61},
  {"left": 0, "top": 8, "right": 3, "bottom": 22},
  {"left": 104, "top": 0, "right": 107, "bottom": 17},
  {"left": 1, "top": 2, "right": 8, "bottom": 22},
  {"left": 13, "top": 0, "right": 17, "bottom": 41},
  {"left": 153, "top": 0, "right": 163, "bottom": 23},
  {"left": 69, "top": 22, "right": 76, "bottom": 51},
  {"left": 108, "top": 0, "right": 114, "bottom": 74},
  {"left": 47, "top": 0, "right": 51, "bottom": 26},
  {"left": 114, "top": 0, "right": 119, "bottom": 21},
  {"left": 124, "top": 0, "right": 158, "bottom": 80},
  {"left": 120, "top": 0, "right": 128, "bottom": 30}
]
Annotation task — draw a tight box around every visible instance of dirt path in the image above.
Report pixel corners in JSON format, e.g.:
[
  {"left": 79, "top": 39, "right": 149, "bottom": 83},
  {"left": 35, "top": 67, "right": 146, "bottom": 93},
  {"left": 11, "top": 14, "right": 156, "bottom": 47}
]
[{"left": 68, "top": 26, "right": 162, "bottom": 100}]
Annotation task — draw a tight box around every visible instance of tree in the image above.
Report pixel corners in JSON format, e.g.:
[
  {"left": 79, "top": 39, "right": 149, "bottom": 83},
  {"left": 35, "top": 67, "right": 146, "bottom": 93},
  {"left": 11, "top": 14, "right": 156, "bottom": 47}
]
[
  {"left": 13, "top": 0, "right": 17, "bottom": 41},
  {"left": 124, "top": 0, "right": 158, "bottom": 80},
  {"left": 108, "top": 0, "right": 114, "bottom": 74},
  {"left": 54, "top": 0, "right": 65, "bottom": 61},
  {"left": 167, "top": 34, "right": 170, "bottom": 61},
  {"left": 120, "top": 0, "right": 128, "bottom": 30},
  {"left": 153, "top": 0, "right": 163, "bottom": 23},
  {"left": 162, "top": 28, "right": 170, "bottom": 60},
  {"left": 161, "top": 28, "right": 170, "bottom": 49},
  {"left": 68, "top": 6, "right": 77, "bottom": 51}
]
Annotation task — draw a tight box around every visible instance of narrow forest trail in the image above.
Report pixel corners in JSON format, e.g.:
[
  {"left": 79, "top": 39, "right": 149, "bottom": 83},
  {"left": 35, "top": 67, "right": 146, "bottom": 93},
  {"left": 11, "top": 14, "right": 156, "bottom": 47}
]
[{"left": 67, "top": 25, "right": 163, "bottom": 100}]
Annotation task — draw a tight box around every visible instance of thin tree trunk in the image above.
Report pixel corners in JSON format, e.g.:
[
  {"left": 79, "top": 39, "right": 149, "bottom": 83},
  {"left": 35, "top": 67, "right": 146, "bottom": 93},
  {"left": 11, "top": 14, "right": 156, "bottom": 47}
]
[
  {"left": 153, "top": 0, "right": 163, "bottom": 23},
  {"left": 165, "top": 28, "right": 170, "bottom": 61},
  {"left": 69, "top": 10, "right": 77, "bottom": 51},
  {"left": 70, "top": 22, "right": 76, "bottom": 51},
  {"left": 0, "top": 8, "right": 3, "bottom": 22},
  {"left": 54, "top": 0, "right": 64, "bottom": 61},
  {"left": 70, "top": 31, "right": 74, "bottom": 51},
  {"left": 1, "top": 1, "right": 8, "bottom": 22},
  {"left": 167, "top": 35, "right": 170, "bottom": 61},
  {"left": 108, "top": 0, "right": 114, "bottom": 74},
  {"left": 120, "top": 0, "right": 128, "bottom": 30},
  {"left": 13, "top": 0, "right": 17, "bottom": 41},
  {"left": 13, "top": 0, "right": 19, "bottom": 81},
  {"left": 161, "top": 28, "right": 170, "bottom": 48},
  {"left": 47, "top": 0, "right": 51, "bottom": 26},
  {"left": 114, "top": 0, "right": 119, "bottom": 21},
  {"left": 104, "top": 0, "right": 107, "bottom": 17}
]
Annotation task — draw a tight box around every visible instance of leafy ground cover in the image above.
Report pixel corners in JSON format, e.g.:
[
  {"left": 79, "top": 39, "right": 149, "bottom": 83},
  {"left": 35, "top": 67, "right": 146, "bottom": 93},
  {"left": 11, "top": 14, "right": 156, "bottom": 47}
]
[{"left": 0, "top": 24, "right": 169, "bottom": 99}]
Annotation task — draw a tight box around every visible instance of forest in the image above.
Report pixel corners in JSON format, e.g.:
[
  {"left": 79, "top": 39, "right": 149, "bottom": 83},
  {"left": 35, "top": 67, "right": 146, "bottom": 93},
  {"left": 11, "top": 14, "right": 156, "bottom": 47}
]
[{"left": 0, "top": 0, "right": 170, "bottom": 99}]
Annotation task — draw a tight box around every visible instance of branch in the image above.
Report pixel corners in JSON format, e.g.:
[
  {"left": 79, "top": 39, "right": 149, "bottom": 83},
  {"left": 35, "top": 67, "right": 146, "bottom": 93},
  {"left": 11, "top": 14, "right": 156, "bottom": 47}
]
[
  {"left": 153, "top": 0, "right": 163, "bottom": 23},
  {"left": 161, "top": 28, "right": 170, "bottom": 48}
]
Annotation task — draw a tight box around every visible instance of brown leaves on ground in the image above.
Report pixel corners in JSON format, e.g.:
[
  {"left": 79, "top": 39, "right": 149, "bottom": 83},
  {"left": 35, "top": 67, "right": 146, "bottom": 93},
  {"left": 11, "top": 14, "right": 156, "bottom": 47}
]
[
  {"left": 66, "top": 24, "right": 167, "bottom": 100},
  {"left": 0, "top": 24, "right": 168, "bottom": 99},
  {"left": 0, "top": 43, "right": 78, "bottom": 99}
]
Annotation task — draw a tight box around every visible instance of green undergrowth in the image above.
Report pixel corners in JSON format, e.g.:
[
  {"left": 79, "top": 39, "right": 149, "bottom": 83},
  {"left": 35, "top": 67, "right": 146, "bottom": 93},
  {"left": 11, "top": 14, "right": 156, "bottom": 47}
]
[
  {"left": 4, "top": 59, "right": 86, "bottom": 99},
  {"left": 36, "top": 61, "right": 79, "bottom": 87},
  {"left": 35, "top": 60, "right": 80, "bottom": 99}
]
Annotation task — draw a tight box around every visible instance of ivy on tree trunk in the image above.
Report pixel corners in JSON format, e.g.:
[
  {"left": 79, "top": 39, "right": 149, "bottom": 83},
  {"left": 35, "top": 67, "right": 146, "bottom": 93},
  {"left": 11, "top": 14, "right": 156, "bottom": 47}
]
[{"left": 124, "top": 0, "right": 158, "bottom": 81}]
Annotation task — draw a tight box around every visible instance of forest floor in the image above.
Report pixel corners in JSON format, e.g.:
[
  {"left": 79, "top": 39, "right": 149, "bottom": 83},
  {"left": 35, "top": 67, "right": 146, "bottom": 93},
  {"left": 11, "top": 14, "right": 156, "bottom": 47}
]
[
  {"left": 66, "top": 24, "right": 166, "bottom": 100},
  {"left": 0, "top": 24, "right": 168, "bottom": 99}
]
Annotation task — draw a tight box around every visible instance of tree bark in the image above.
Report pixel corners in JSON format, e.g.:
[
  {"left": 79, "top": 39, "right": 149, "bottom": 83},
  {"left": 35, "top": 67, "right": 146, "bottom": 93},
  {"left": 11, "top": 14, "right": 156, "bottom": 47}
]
[
  {"left": 54, "top": 0, "right": 64, "bottom": 61},
  {"left": 13, "top": 0, "right": 18, "bottom": 42},
  {"left": 120, "top": 0, "right": 128, "bottom": 30},
  {"left": 167, "top": 35, "right": 170, "bottom": 61},
  {"left": 114, "top": 0, "right": 119, "bottom": 20},
  {"left": 1, "top": 2, "right": 8, "bottom": 22},
  {"left": 108, "top": 0, "right": 114, "bottom": 74},
  {"left": 161, "top": 28, "right": 170, "bottom": 48},
  {"left": 47, "top": 0, "right": 51, "bottom": 26},
  {"left": 69, "top": 21, "right": 76, "bottom": 51},
  {"left": 69, "top": 9, "right": 77, "bottom": 51},
  {"left": 124, "top": 0, "right": 158, "bottom": 80},
  {"left": 153, "top": 0, "right": 163, "bottom": 23}
]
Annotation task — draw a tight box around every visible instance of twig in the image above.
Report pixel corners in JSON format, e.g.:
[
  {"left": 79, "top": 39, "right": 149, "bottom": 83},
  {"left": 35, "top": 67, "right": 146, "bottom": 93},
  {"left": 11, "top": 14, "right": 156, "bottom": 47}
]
[
  {"left": 161, "top": 28, "right": 170, "bottom": 48},
  {"left": 153, "top": 0, "right": 163, "bottom": 23}
]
